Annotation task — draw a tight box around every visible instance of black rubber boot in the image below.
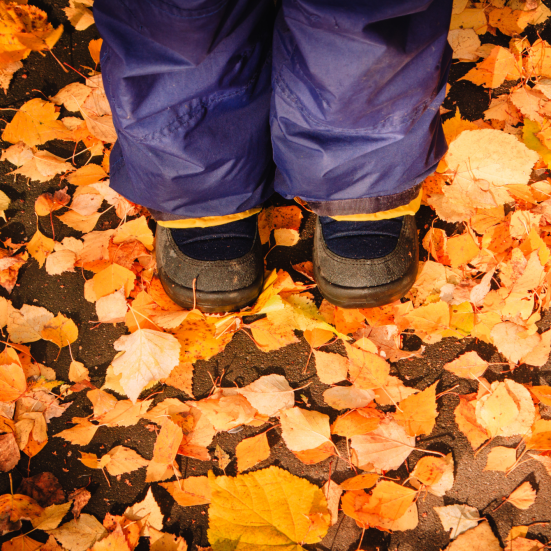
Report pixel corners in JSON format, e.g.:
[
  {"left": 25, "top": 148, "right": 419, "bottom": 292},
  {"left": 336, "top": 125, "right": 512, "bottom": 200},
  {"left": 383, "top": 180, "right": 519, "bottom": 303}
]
[
  {"left": 313, "top": 215, "right": 419, "bottom": 308},
  {"left": 155, "top": 220, "right": 264, "bottom": 313}
]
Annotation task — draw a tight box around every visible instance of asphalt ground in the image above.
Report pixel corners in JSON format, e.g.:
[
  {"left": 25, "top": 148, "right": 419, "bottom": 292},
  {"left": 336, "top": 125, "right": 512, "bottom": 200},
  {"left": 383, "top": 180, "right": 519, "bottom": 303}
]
[{"left": 1, "top": 2, "right": 551, "bottom": 550}]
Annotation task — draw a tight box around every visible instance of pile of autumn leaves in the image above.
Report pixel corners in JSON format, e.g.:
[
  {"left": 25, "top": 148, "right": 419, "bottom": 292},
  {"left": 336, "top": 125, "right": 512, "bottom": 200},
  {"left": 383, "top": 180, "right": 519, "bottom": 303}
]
[{"left": 4, "top": 0, "right": 551, "bottom": 550}]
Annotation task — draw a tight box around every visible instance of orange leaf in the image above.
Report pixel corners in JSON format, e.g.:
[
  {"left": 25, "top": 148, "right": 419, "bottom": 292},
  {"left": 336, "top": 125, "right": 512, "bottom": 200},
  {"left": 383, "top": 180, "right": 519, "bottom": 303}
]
[{"left": 394, "top": 382, "right": 438, "bottom": 437}]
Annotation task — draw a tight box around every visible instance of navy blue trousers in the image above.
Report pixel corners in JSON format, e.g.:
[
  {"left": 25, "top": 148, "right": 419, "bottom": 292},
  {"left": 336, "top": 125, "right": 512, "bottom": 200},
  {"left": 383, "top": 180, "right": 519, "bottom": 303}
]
[{"left": 94, "top": 0, "right": 452, "bottom": 220}]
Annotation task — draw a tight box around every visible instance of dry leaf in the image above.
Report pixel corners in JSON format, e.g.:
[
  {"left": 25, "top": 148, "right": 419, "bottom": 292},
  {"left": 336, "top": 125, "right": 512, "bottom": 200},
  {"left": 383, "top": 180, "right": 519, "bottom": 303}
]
[
  {"left": 323, "top": 386, "right": 374, "bottom": 410},
  {"left": 233, "top": 374, "right": 294, "bottom": 417},
  {"left": 444, "top": 351, "right": 488, "bottom": 379},
  {"left": 40, "top": 313, "right": 78, "bottom": 348},
  {"left": 506, "top": 481, "right": 537, "bottom": 510},
  {"left": 236, "top": 432, "right": 271, "bottom": 473},
  {"left": 80, "top": 446, "right": 149, "bottom": 477},
  {"left": 145, "top": 419, "right": 183, "bottom": 482},
  {"left": 313, "top": 350, "right": 348, "bottom": 385},
  {"left": 435, "top": 504, "right": 480, "bottom": 539},
  {"left": 123, "top": 488, "right": 164, "bottom": 536},
  {"left": 95, "top": 289, "right": 127, "bottom": 324},
  {"left": 279, "top": 407, "right": 332, "bottom": 452},
  {"left": 27, "top": 230, "right": 54, "bottom": 268},
  {"left": 394, "top": 382, "right": 438, "bottom": 437},
  {"left": 160, "top": 477, "right": 211, "bottom": 508},
  {"left": 459, "top": 45, "right": 521, "bottom": 88},
  {"left": 49, "top": 514, "right": 108, "bottom": 551},
  {"left": 484, "top": 446, "right": 517, "bottom": 472},
  {"left": 207, "top": 466, "right": 330, "bottom": 548},
  {"left": 410, "top": 454, "right": 454, "bottom": 497},
  {"left": 350, "top": 416, "right": 415, "bottom": 472}
]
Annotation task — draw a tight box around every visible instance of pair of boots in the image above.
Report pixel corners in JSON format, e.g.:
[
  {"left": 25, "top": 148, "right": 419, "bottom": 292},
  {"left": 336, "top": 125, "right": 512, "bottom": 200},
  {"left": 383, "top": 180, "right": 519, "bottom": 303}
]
[{"left": 156, "top": 211, "right": 418, "bottom": 313}]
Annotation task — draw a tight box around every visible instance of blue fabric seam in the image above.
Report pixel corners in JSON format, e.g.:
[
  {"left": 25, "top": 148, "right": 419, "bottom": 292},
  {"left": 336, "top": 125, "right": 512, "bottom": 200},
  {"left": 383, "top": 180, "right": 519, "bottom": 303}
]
[
  {"left": 130, "top": 65, "right": 267, "bottom": 143},
  {"left": 273, "top": 72, "right": 432, "bottom": 134}
]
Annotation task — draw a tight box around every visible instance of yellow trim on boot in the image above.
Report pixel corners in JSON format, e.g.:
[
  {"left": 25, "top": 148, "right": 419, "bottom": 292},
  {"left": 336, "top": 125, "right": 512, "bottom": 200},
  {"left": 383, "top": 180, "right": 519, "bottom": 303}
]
[
  {"left": 329, "top": 190, "right": 422, "bottom": 221},
  {"left": 156, "top": 207, "right": 262, "bottom": 229}
]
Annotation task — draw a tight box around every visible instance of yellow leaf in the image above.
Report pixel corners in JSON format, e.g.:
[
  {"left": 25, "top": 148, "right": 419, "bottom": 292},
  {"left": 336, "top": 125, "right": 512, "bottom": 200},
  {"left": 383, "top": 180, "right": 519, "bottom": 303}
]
[
  {"left": 161, "top": 477, "right": 211, "bottom": 509},
  {"left": 450, "top": 8, "right": 488, "bottom": 34},
  {"left": 0, "top": 494, "right": 43, "bottom": 522},
  {"left": 279, "top": 407, "right": 332, "bottom": 452},
  {"left": 331, "top": 407, "right": 383, "bottom": 437},
  {"left": 312, "top": 349, "right": 348, "bottom": 385},
  {"left": 409, "top": 454, "right": 454, "bottom": 497},
  {"left": 355, "top": 480, "right": 417, "bottom": 521},
  {"left": 442, "top": 109, "right": 479, "bottom": 144},
  {"left": 344, "top": 341, "right": 389, "bottom": 390},
  {"left": 525, "top": 39, "right": 551, "bottom": 78},
  {"left": 0, "top": 362, "right": 26, "bottom": 401},
  {"left": 91, "top": 263, "right": 136, "bottom": 301},
  {"left": 459, "top": 46, "right": 521, "bottom": 88},
  {"left": 146, "top": 419, "right": 183, "bottom": 482},
  {"left": 1, "top": 535, "right": 42, "bottom": 551},
  {"left": 403, "top": 301, "right": 450, "bottom": 344},
  {"left": 484, "top": 446, "right": 517, "bottom": 472},
  {"left": 40, "top": 313, "right": 78, "bottom": 348},
  {"left": 394, "top": 382, "right": 438, "bottom": 437},
  {"left": 112, "top": 329, "right": 180, "bottom": 402},
  {"left": 236, "top": 432, "right": 271, "bottom": 472},
  {"left": 57, "top": 210, "right": 102, "bottom": 233},
  {"left": 88, "top": 38, "right": 103, "bottom": 65},
  {"left": 530, "top": 385, "right": 551, "bottom": 406},
  {"left": 90, "top": 524, "right": 129, "bottom": 551},
  {"left": 80, "top": 446, "right": 149, "bottom": 476},
  {"left": 207, "top": 466, "right": 330, "bottom": 548},
  {"left": 447, "top": 232, "right": 480, "bottom": 268},
  {"left": 2, "top": 98, "right": 72, "bottom": 146},
  {"left": 113, "top": 216, "right": 154, "bottom": 251},
  {"left": 249, "top": 316, "right": 299, "bottom": 352},
  {"left": 340, "top": 473, "right": 379, "bottom": 491},
  {"left": 444, "top": 351, "right": 488, "bottom": 379},
  {"left": 455, "top": 397, "right": 490, "bottom": 450},
  {"left": 258, "top": 206, "right": 302, "bottom": 244},
  {"left": 27, "top": 229, "right": 54, "bottom": 268},
  {"left": 506, "top": 481, "right": 537, "bottom": 510},
  {"left": 488, "top": 7, "right": 533, "bottom": 35},
  {"left": 66, "top": 164, "right": 107, "bottom": 186}
]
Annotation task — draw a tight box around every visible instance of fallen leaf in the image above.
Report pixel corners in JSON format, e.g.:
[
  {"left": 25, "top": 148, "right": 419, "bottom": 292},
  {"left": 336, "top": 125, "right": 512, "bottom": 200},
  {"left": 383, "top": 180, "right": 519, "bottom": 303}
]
[
  {"left": 80, "top": 446, "right": 149, "bottom": 477},
  {"left": 455, "top": 396, "right": 490, "bottom": 449},
  {"left": 313, "top": 350, "right": 348, "bottom": 385},
  {"left": 446, "top": 522, "right": 502, "bottom": 551},
  {"left": 233, "top": 374, "right": 294, "bottom": 417},
  {"left": 27, "top": 230, "right": 54, "bottom": 268},
  {"left": 88, "top": 38, "right": 102, "bottom": 65},
  {"left": 435, "top": 503, "right": 480, "bottom": 539},
  {"left": 410, "top": 454, "right": 454, "bottom": 497},
  {"left": 331, "top": 407, "right": 383, "bottom": 437},
  {"left": 0, "top": 433, "right": 19, "bottom": 472},
  {"left": 207, "top": 466, "right": 330, "bottom": 549},
  {"left": 459, "top": 45, "right": 521, "bottom": 88},
  {"left": 506, "top": 481, "right": 537, "bottom": 510},
  {"left": 350, "top": 416, "right": 415, "bottom": 472},
  {"left": 444, "top": 351, "right": 488, "bottom": 379},
  {"left": 95, "top": 289, "right": 127, "bottom": 324},
  {"left": 394, "top": 382, "right": 438, "bottom": 437},
  {"left": 1, "top": 536, "right": 42, "bottom": 551},
  {"left": 2, "top": 99, "right": 72, "bottom": 147},
  {"left": 340, "top": 473, "right": 379, "bottom": 491},
  {"left": 279, "top": 407, "right": 332, "bottom": 452},
  {"left": 40, "top": 313, "right": 78, "bottom": 348},
  {"left": 68, "top": 488, "right": 90, "bottom": 519},
  {"left": 89, "top": 524, "right": 129, "bottom": 551},
  {"left": 344, "top": 341, "right": 390, "bottom": 389},
  {"left": 236, "top": 432, "right": 271, "bottom": 472},
  {"left": 123, "top": 488, "right": 164, "bottom": 536},
  {"left": 66, "top": 164, "right": 107, "bottom": 187},
  {"left": 113, "top": 216, "right": 154, "bottom": 251},
  {"left": 17, "top": 473, "right": 65, "bottom": 508},
  {"left": 484, "top": 446, "right": 517, "bottom": 472},
  {"left": 110, "top": 328, "right": 180, "bottom": 402},
  {"left": 323, "top": 386, "right": 374, "bottom": 410},
  {"left": 68, "top": 360, "right": 89, "bottom": 383},
  {"left": 160, "top": 477, "right": 211, "bottom": 507},
  {"left": 49, "top": 514, "right": 108, "bottom": 551},
  {"left": 31, "top": 501, "right": 72, "bottom": 531},
  {"left": 145, "top": 419, "right": 182, "bottom": 482}
]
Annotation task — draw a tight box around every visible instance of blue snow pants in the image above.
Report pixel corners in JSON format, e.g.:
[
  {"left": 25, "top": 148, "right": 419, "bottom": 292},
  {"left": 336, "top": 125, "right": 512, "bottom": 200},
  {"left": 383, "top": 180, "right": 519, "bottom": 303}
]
[{"left": 94, "top": 0, "right": 452, "bottom": 220}]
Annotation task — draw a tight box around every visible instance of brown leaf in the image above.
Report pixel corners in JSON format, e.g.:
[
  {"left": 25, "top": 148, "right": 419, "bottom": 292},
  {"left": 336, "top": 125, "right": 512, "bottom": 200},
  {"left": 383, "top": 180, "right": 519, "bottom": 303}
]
[
  {"left": 0, "top": 433, "right": 19, "bottom": 472},
  {"left": 68, "top": 487, "right": 91, "bottom": 519},
  {"left": 17, "top": 473, "right": 65, "bottom": 508}
]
